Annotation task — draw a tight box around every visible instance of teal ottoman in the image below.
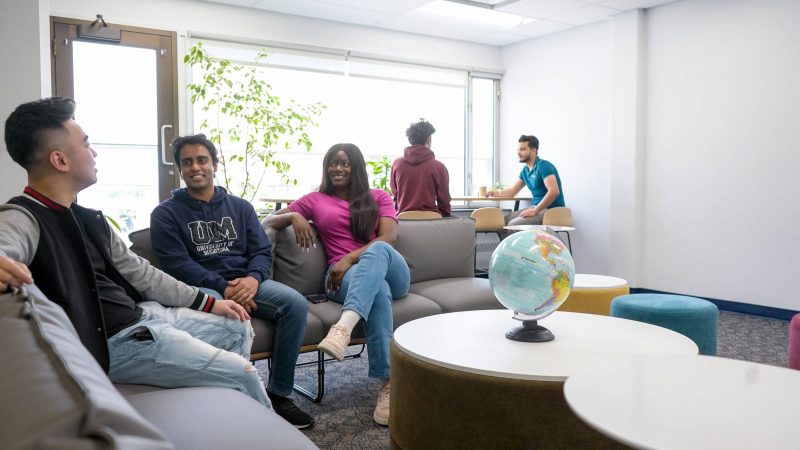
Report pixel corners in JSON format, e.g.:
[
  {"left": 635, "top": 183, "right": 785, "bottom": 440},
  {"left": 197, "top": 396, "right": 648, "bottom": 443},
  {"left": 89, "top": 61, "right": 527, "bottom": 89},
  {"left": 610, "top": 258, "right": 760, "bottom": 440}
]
[{"left": 611, "top": 294, "right": 718, "bottom": 355}]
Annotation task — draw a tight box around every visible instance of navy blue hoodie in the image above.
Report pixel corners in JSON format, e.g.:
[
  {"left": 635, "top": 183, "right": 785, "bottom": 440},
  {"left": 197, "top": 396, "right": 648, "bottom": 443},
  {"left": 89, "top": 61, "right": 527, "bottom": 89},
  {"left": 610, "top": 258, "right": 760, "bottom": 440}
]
[{"left": 150, "top": 187, "right": 272, "bottom": 295}]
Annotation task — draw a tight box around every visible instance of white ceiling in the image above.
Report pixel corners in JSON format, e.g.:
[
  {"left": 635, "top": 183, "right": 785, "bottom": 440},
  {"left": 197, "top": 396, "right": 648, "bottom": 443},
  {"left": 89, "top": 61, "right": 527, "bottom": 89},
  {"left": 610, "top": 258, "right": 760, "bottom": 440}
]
[{"left": 194, "top": 0, "right": 675, "bottom": 46}]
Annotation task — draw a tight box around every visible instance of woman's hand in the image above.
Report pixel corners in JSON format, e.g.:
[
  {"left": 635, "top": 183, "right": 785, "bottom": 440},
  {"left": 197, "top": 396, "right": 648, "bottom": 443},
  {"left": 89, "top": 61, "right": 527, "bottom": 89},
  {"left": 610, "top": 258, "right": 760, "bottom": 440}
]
[
  {"left": 327, "top": 257, "right": 354, "bottom": 294},
  {"left": 291, "top": 213, "right": 316, "bottom": 251}
]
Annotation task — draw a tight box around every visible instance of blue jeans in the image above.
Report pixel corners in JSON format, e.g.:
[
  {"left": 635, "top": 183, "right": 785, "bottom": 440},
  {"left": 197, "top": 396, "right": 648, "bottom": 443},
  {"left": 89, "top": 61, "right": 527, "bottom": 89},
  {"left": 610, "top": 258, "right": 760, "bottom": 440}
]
[
  {"left": 325, "top": 241, "right": 410, "bottom": 379},
  {"left": 107, "top": 301, "right": 270, "bottom": 408},
  {"left": 199, "top": 279, "right": 307, "bottom": 397}
]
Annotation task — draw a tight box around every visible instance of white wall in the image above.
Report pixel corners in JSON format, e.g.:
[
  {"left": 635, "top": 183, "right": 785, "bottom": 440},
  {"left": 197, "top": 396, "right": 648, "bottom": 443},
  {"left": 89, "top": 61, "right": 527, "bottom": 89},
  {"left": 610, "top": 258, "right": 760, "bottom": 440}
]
[
  {"left": 0, "top": 0, "right": 51, "bottom": 203},
  {"left": 500, "top": 22, "right": 613, "bottom": 275},
  {"left": 643, "top": 0, "right": 800, "bottom": 310}
]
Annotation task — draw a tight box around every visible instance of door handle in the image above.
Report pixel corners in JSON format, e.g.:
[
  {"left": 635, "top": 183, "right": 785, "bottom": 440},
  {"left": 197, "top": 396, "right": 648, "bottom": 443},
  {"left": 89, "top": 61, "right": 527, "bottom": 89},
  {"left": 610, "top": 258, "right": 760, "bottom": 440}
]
[{"left": 160, "top": 124, "right": 173, "bottom": 166}]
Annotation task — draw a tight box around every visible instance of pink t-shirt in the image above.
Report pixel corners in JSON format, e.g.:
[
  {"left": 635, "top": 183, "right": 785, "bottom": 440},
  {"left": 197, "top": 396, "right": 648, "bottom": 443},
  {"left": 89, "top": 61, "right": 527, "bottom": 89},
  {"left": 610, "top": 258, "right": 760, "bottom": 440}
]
[{"left": 288, "top": 189, "right": 397, "bottom": 266}]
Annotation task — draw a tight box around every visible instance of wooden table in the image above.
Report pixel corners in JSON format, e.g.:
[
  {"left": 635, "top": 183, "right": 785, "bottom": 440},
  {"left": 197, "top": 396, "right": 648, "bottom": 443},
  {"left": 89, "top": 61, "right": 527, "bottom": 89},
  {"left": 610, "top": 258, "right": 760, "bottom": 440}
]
[
  {"left": 451, "top": 196, "right": 531, "bottom": 211},
  {"left": 390, "top": 310, "right": 698, "bottom": 449},
  {"left": 261, "top": 195, "right": 533, "bottom": 211},
  {"left": 564, "top": 354, "right": 800, "bottom": 449}
]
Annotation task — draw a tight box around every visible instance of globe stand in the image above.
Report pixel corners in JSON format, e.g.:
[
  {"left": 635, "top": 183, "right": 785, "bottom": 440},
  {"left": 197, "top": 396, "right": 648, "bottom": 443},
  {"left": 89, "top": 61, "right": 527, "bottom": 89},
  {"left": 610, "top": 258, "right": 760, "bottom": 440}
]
[{"left": 505, "top": 319, "right": 554, "bottom": 342}]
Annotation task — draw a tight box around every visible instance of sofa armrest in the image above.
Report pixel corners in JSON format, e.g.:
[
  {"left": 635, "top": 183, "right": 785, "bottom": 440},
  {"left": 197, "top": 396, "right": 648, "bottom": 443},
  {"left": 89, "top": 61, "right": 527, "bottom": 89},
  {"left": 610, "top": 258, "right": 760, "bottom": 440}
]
[
  {"left": 263, "top": 222, "right": 328, "bottom": 295},
  {"left": 0, "top": 285, "right": 171, "bottom": 448}
]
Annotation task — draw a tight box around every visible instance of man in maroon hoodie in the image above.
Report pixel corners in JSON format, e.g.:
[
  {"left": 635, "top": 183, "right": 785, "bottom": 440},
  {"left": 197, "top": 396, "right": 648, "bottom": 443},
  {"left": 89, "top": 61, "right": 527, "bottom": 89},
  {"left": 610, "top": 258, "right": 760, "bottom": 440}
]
[{"left": 391, "top": 119, "right": 451, "bottom": 217}]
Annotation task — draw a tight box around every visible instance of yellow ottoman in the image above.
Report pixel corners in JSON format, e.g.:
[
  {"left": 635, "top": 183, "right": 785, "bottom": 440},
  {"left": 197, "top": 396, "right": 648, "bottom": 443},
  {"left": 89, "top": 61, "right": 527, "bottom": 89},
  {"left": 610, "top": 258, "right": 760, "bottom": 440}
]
[{"left": 559, "top": 274, "right": 629, "bottom": 316}]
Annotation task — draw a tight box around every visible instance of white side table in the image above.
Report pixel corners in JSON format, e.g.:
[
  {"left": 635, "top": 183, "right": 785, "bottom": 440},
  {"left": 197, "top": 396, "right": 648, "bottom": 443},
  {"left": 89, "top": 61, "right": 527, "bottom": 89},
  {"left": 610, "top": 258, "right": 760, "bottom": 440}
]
[
  {"left": 564, "top": 354, "right": 800, "bottom": 449},
  {"left": 559, "top": 274, "right": 630, "bottom": 315}
]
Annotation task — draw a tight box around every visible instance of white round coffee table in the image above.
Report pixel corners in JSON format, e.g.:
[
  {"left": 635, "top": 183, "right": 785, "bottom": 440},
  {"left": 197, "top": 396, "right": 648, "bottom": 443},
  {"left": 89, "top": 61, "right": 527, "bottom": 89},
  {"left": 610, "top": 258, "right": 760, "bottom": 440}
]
[
  {"left": 389, "top": 310, "right": 697, "bottom": 449},
  {"left": 394, "top": 310, "right": 697, "bottom": 381},
  {"left": 564, "top": 354, "right": 800, "bottom": 449}
]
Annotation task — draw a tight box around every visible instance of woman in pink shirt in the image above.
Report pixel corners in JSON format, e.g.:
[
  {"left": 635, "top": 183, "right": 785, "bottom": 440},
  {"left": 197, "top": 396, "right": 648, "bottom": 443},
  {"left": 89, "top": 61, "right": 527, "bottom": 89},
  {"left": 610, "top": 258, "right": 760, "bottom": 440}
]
[{"left": 264, "top": 143, "right": 410, "bottom": 426}]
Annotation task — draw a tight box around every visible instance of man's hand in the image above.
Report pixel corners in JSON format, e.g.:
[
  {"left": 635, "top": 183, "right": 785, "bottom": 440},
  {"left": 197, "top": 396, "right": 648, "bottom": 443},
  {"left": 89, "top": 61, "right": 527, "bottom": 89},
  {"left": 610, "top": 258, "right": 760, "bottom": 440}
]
[
  {"left": 0, "top": 256, "right": 33, "bottom": 292},
  {"left": 225, "top": 276, "right": 258, "bottom": 302},
  {"left": 327, "top": 257, "right": 353, "bottom": 294},
  {"left": 211, "top": 299, "right": 251, "bottom": 321},
  {"left": 224, "top": 277, "right": 259, "bottom": 313},
  {"left": 486, "top": 190, "right": 497, "bottom": 197},
  {"left": 519, "top": 207, "right": 540, "bottom": 218}
]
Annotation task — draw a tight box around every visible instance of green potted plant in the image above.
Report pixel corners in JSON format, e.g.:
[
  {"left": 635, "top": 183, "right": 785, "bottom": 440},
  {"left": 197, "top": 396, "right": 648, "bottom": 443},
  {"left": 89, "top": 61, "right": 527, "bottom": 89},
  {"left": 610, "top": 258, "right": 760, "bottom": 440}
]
[
  {"left": 184, "top": 42, "right": 325, "bottom": 202},
  {"left": 367, "top": 156, "right": 392, "bottom": 195}
]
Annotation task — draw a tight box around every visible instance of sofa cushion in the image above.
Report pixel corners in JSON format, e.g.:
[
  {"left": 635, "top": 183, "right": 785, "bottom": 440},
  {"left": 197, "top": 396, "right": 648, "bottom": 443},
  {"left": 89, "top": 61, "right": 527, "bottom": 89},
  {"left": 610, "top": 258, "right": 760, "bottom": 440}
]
[
  {"left": 123, "top": 387, "right": 318, "bottom": 450},
  {"left": 409, "top": 278, "right": 503, "bottom": 313},
  {"left": 307, "top": 293, "right": 442, "bottom": 339},
  {"left": 265, "top": 223, "right": 328, "bottom": 295},
  {"left": 395, "top": 217, "right": 475, "bottom": 283},
  {"left": 0, "top": 285, "right": 171, "bottom": 449}
]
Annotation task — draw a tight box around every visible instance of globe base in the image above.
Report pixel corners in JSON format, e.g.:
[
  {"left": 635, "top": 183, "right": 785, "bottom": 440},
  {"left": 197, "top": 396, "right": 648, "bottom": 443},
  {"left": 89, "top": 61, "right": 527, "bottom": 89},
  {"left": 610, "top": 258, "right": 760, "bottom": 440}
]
[{"left": 505, "top": 320, "right": 554, "bottom": 342}]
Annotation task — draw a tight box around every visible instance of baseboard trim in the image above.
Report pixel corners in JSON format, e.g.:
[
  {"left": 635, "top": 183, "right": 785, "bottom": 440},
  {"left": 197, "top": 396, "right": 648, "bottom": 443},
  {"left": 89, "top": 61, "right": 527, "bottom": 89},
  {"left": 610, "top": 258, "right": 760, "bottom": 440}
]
[{"left": 630, "top": 288, "right": 798, "bottom": 321}]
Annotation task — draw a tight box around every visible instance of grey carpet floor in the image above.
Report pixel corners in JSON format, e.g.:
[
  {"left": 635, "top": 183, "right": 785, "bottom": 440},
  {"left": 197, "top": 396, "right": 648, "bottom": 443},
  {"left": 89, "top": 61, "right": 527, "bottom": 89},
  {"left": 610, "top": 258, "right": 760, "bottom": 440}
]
[{"left": 255, "top": 309, "right": 792, "bottom": 450}]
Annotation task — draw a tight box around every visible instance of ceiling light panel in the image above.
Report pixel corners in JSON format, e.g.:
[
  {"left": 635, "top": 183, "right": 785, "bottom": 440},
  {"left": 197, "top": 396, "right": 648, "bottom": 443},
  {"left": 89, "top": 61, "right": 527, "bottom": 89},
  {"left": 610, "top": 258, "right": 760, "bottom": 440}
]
[
  {"left": 591, "top": 0, "right": 675, "bottom": 10},
  {"left": 419, "top": 0, "right": 534, "bottom": 30},
  {"left": 497, "top": 0, "right": 589, "bottom": 18},
  {"left": 317, "top": 0, "right": 432, "bottom": 15}
]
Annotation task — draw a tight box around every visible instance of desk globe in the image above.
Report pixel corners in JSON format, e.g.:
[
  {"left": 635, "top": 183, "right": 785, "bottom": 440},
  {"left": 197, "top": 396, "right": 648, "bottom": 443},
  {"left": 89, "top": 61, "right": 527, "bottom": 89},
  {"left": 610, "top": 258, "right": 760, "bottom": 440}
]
[{"left": 489, "top": 230, "right": 575, "bottom": 342}]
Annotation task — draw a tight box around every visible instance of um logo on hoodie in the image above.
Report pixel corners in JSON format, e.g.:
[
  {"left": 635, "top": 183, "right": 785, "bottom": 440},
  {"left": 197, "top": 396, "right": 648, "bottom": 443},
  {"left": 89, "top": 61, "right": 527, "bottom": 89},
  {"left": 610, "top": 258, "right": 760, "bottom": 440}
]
[{"left": 188, "top": 217, "right": 238, "bottom": 255}]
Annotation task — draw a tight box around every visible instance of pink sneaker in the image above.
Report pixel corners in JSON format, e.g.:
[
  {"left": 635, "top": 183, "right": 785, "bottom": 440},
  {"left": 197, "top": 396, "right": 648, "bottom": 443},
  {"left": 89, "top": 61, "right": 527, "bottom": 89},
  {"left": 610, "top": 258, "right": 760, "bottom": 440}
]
[
  {"left": 373, "top": 382, "right": 390, "bottom": 426},
  {"left": 318, "top": 324, "right": 350, "bottom": 361}
]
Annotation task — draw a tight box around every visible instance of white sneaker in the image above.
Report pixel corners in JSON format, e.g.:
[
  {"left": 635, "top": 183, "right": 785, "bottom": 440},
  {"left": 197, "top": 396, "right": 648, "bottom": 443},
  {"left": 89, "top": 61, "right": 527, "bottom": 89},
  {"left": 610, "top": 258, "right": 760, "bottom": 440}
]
[
  {"left": 317, "top": 324, "right": 350, "bottom": 361},
  {"left": 373, "top": 382, "right": 390, "bottom": 426}
]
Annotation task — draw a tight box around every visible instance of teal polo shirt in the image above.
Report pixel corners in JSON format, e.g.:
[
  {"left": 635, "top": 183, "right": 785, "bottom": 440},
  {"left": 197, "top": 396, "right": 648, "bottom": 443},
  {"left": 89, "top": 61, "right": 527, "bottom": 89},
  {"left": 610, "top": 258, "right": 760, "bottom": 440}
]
[{"left": 519, "top": 157, "right": 565, "bottom": 208}]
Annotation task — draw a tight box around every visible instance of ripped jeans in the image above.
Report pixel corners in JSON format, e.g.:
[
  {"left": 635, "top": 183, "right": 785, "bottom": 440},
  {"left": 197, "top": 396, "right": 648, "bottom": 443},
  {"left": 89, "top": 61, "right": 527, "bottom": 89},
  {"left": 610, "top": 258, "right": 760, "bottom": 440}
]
[{"left": 107, "top": 301, "right": 270, "bottom": 408}]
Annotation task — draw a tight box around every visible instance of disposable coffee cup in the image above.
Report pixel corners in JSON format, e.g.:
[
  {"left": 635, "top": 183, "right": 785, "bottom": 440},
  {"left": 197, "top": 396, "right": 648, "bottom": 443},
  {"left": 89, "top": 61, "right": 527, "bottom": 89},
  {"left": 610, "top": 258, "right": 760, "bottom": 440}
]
[{"left": 479, "top": 186, "right": 487, "bottom": 197}]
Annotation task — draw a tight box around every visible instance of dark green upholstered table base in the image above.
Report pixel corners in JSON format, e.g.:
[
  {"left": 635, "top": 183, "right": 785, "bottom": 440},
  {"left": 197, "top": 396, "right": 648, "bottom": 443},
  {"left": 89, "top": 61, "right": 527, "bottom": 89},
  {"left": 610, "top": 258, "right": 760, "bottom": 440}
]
[{"left": 389, "top": 342, "right": 627, "bottom": 450}]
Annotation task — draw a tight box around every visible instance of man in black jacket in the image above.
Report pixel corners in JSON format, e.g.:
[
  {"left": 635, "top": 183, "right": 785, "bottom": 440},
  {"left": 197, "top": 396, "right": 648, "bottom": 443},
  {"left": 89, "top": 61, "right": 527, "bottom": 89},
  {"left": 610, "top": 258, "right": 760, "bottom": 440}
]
[{"left": 0, "top": 97, "right": 271, "bottom": 408}]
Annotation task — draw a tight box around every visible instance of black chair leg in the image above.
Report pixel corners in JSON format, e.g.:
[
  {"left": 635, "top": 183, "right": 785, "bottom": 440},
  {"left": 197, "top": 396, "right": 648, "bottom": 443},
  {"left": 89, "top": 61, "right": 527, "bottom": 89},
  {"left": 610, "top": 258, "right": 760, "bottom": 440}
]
[
  {"left": 292, "top": 350, "right": 325, "bottom": 403},
  {"left": 288, "top": 343, "right": 368, "bottom": 403}
]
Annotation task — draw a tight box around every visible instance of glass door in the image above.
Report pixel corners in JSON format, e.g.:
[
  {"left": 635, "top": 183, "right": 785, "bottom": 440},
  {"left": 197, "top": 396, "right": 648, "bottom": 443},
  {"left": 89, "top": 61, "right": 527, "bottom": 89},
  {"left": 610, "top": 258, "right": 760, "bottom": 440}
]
[{"left": 51, "top": 18, "right": 178, "bottom": 240}]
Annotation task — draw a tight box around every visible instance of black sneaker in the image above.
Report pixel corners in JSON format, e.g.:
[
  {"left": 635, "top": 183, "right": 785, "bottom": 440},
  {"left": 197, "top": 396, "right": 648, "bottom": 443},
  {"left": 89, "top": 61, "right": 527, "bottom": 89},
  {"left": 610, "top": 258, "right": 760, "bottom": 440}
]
[{"left": 268, "top": 393, "right": 315, "bottom": 429}]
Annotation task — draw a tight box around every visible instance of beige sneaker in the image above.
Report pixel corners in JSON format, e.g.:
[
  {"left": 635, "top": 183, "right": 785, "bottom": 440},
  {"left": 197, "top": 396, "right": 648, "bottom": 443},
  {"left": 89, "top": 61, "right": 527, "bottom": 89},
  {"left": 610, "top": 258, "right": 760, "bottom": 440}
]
[
  {"left": 373, "top": 382, "right": 390, "bottom": 426},
  {"left": 317, "top": 324, "right": 350, "bottom": 361}
]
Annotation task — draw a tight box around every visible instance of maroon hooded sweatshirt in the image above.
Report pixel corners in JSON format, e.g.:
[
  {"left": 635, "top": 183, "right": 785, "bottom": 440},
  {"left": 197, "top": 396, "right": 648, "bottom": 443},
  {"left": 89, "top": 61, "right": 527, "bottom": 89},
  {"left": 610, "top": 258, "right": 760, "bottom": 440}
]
[{"left": 391, "top": 144, "right": 452, "bottom": 217}]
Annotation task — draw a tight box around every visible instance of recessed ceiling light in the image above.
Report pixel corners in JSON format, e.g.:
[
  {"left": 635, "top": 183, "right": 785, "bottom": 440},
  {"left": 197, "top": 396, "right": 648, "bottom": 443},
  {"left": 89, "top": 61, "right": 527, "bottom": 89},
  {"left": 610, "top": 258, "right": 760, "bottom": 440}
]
[
  {"left": 420, "top": 0, "right": 534, "bottom": 30},
  {"left": 446, "top": 0, "right": 522, "bottom": 7}
]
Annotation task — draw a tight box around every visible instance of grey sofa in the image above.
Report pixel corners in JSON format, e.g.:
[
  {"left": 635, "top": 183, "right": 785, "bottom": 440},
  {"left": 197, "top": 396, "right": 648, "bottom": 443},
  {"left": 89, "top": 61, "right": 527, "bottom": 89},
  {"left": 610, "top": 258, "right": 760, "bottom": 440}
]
[
  {"left": 0, "top": 284, "right": 318, "bottom": 450},
  {"left": 128, "top": 216, "right": 503, "bottom": 403},
  {"left": 259, "top": 216, "right": 504, "bottom": 401}
]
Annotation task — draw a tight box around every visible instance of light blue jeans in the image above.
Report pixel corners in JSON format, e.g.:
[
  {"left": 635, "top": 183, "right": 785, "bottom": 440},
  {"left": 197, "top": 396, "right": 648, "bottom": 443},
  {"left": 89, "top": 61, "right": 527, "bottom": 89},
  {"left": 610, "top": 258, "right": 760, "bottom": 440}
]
[
  {"left": 107, "top": 301, "right": 270, "bottom": 408},
  {"left": 325, "top": 241, "right": 410, "bottom": 379},
  {"left": 199, "top": 279, "right": 307, "bottom": 397}
]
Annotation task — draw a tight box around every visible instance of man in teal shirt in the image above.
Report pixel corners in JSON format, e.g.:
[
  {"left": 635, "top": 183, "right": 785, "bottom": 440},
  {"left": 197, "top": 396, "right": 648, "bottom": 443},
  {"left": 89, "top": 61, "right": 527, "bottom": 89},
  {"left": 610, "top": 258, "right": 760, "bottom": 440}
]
[{"left": 487, "top": 135, "right": 565, "bottom": 225}]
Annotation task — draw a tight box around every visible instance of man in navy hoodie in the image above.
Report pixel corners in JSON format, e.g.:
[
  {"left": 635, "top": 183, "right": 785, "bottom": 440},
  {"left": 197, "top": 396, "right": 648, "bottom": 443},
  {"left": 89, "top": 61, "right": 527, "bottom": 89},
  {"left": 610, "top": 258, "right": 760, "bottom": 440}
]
[
  {"left": 150, "top": 134, "right": 313, "bottom": 429},
  {"left": 391, "top": 119, "right": 451, "bottom": 217}
]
